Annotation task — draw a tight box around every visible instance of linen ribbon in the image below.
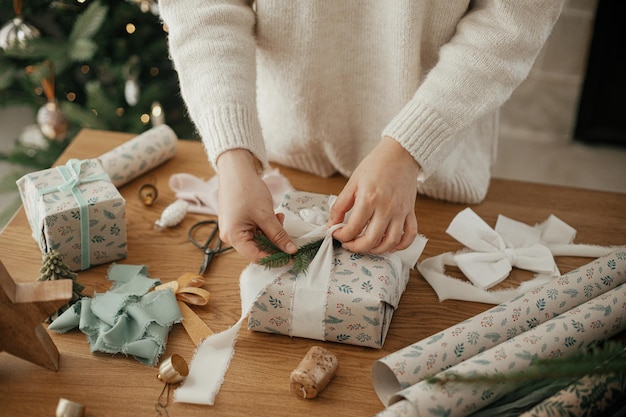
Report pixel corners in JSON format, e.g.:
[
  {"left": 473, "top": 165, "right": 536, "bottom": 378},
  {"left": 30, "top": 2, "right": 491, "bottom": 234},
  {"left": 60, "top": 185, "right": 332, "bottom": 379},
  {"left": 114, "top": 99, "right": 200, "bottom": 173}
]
[
  {"left": 446, "top": 207, "right": 557, "bottom": 290},
  {"left": 418, "top": 207, "right": 619, "bottom": 304},
  {"left": 173, "top": 194, "right": 427, "bottom": 405},
  {"left": 35, "top": 159, "right": 110, "bottom": 270},
  {"left": 49, "top": 264, "right": 183, "bottom": 366},
  {"left": 154, "top": 272, "right": 213, "bottom": 346}
]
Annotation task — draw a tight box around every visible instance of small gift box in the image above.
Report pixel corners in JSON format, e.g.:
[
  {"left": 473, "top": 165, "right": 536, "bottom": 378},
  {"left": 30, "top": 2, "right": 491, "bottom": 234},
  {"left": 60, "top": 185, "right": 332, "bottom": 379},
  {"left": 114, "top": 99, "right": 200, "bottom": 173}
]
[
  {"left": 17, "top": 158, "right": 127, "bottom": 271},
  {"left": 247, "top": 191, "right": 426, "bottom": 348}
]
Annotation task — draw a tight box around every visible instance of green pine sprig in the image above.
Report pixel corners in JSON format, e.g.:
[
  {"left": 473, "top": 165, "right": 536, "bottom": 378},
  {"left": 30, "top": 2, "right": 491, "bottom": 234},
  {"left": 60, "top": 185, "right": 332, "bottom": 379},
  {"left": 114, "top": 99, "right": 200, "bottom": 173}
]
[{"left": 254, "top": 233, "right": 341, "bottom": 275}]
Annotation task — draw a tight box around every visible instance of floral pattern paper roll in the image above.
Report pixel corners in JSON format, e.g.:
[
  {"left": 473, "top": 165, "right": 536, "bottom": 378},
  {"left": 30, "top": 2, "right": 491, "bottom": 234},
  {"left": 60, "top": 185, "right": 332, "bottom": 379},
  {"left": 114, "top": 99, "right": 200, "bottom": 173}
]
[
  {"left": 380, "top": 283, "right": 626, "bottom": 417},
  {"left": 519, "top": 370, "right": 626, "bottom": 417},
  {"left": 372, "top": 247, "right": 626, "bottom": 406},
  {"left": 98, "top": 124, "right": 177, "bottom": 187}
]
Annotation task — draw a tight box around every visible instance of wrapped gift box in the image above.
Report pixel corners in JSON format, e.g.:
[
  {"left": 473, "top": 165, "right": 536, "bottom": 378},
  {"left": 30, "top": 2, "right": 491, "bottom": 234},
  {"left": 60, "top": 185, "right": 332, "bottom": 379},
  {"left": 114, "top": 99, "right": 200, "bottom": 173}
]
[
  {"left": 17, "top": 159, "right": 127, "bottom": 271},
  {"left": 247, "top": 191, "right": 423, "bottom": 349}
]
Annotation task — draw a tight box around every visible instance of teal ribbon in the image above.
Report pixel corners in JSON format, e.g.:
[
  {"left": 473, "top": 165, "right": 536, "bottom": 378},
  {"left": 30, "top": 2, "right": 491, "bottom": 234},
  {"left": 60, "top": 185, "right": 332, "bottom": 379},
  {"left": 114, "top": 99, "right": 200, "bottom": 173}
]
[{"left": 34, "top": 159, "right": 110, "bottom": 270}]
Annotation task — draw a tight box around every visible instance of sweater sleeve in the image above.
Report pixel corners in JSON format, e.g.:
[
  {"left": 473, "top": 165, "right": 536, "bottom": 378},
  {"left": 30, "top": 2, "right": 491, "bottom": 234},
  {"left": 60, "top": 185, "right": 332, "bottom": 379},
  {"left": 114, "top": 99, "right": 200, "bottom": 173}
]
[
  {"left": 159, "top": 0, "right": 267, "bottom": 169},
  {"left": 383, "top": 0, "right": 565, "bottom": 178}
]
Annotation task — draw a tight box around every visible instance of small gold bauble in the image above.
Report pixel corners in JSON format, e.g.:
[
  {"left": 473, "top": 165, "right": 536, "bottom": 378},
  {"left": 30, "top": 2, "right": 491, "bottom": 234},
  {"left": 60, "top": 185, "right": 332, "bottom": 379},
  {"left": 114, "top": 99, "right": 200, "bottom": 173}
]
[{"left": 36, "top": 101, "right": 69, "bottom": 141}]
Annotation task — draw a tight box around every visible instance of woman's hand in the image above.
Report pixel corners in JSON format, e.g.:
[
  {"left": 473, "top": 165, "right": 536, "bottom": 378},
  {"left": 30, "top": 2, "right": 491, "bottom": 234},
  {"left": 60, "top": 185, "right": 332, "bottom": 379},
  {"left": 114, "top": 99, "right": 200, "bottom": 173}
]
[
  {"left": 329, "top": 137, "right": 420, "bottom": 254},
  {"left": 216, "top": 149, "right": 297, "bottom": 263}
]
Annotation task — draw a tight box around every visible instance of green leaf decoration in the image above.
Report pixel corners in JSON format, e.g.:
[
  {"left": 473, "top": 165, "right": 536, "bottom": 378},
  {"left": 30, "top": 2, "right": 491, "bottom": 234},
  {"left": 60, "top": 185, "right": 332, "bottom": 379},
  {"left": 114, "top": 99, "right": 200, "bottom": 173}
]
[
  {"left": 255, "top": 233, "right": 342, "bottom": 276},
  {"left": 363, "top": 315, "right": 380, "bottom": 326},
  {"left": 323, "top": 315, "right": 344, "bottom": 324},
  {"left": 338, "top": 284, "right": 353, "bottom": 294}
]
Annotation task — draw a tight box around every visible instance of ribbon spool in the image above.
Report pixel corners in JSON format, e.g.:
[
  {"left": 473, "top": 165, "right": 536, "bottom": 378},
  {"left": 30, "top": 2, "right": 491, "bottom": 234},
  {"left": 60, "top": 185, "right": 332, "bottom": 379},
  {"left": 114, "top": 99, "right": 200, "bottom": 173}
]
[
  {"left": 56, "top": 398, "right": 85, "bottom": 417},
  {"left": 157, "top": 354, "right": 189, "bottom": 384}
]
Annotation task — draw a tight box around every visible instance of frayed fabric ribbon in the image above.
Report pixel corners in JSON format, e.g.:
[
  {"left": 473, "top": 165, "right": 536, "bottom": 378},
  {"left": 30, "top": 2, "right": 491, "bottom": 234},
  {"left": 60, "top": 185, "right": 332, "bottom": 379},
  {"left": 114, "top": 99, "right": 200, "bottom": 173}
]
[
  {"left": 418, "top": 208, "right": 620, "bottom": 304},
  {"left": 48, "top": 264, "right": 183, "bottom": 366},
  {"left": 154, "top": 272, "right": 212, "bottom": 346},
  {"left": 173, "top": 193, "right": 427, "bottom": 405}
]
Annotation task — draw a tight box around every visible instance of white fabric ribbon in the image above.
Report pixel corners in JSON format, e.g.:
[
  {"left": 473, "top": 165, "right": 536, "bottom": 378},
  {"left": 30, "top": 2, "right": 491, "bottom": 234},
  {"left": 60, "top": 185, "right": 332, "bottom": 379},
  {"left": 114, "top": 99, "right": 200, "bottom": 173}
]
[
  {"left": 174, "top": 194, "right": 426, "bottom": 405},
  {"left": 447, "top": 208, "right": 557, "bottom": 290},
  {"left": 419, "top": 208, "right": 620, "bottom": 304}
]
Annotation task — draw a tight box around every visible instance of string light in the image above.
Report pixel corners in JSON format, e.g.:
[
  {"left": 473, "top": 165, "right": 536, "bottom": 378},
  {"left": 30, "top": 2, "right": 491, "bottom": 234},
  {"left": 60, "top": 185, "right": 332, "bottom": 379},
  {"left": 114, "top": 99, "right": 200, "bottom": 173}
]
[
  {"left": 140, "top": 113, "right": 150, "bottom": 124},
  {"left": 80, "top": 65, "right": 90, "bottom": 74},
  {"left": 66, "top": 92, "right": 76, "bottom": 101},
  {"left": 126, "top": 23, "right": 136, "bottom": 34},
  {"left": 150, "top": 67, "right": 159, "bottom": 76},
  {"left": 116, "top": 107, "right": 125, "bottom": 116},
  {"left": 151, "top": 101, "right": 164, "bottom": 126}
]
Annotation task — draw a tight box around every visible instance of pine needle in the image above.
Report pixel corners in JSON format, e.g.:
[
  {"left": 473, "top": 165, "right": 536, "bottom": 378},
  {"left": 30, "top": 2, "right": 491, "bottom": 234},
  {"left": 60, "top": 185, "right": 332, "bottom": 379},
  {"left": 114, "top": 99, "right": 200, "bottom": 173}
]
[{"left": 254, "top": 233, "right": 341, "bottom": 275}]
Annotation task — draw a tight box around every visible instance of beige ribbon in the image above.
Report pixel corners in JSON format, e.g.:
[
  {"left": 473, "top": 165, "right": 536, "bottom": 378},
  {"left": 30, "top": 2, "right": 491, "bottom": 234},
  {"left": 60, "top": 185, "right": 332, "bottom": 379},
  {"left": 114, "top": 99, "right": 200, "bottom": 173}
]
[{"left": 155, "top": 273, "right": 212, "bottom": 346}]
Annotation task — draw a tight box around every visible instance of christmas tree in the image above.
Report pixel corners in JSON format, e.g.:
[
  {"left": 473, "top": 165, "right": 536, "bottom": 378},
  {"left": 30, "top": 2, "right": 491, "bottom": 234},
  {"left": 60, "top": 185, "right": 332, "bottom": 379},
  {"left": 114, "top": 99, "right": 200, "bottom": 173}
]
[{"left": 0, "top": 0, "right": 195, "bottom": 170}]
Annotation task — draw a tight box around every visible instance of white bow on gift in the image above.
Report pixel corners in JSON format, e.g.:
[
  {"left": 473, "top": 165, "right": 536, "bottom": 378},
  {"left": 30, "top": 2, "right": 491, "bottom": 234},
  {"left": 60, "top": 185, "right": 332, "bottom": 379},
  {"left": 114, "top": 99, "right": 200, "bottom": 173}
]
[
  {"left": 447, "top": 208, "right": 558, "bottom": 290},
  {"left": 418, "top": 208, "right": 619, "bottom": 304}
]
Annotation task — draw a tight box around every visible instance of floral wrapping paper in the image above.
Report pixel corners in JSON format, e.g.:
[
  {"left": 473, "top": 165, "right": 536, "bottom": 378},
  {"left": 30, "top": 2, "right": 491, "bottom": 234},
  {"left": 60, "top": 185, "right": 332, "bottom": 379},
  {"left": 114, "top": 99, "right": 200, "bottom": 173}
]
[
  {"left": 373, "top": 247, "right": 626, "bottom": 403},
  {"left": 97, "top": 124, "right": 177, "bottom": 188},
  {"left": 377, "top": 283, "right": 626, "bottom": 417},
  {"left": 371, "top": 247, "right": 626, "bottom": 417},
  {"left": 17, "top": 159, "right": 127, "bottom": 271},
  {"left": 519, "top": 370, "right": 626, "bottom": 417},
  {"left": 247, "top": 191, "right": 417, "bottom": 348}
]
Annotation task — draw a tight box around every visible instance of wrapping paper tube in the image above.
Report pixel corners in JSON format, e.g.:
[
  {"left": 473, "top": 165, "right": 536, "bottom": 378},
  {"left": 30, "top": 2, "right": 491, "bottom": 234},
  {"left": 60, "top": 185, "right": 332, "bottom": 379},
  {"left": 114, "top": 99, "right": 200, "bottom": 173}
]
[
  {"left": 372, "top": 246, "right": 626, "bottom": 406},
  {"left": 378, "top": 283, "right": 626, "bottom": 417},
  {"left": 519, "top": 369, "right": 626, "bottom": 417},
  {"left": 98, "top": 124, "right": 178, "bottom": 187}
]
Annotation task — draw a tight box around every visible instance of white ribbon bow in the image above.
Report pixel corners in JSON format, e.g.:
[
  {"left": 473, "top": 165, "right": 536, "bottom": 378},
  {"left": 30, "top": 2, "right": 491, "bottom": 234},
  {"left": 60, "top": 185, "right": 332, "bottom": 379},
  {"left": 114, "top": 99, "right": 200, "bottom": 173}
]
[
  {"left": 418, "top": 208, "right": 621, "bottom": 304},
  {"left": 448, "top": 208, "right": 558, "bottom": 289}
]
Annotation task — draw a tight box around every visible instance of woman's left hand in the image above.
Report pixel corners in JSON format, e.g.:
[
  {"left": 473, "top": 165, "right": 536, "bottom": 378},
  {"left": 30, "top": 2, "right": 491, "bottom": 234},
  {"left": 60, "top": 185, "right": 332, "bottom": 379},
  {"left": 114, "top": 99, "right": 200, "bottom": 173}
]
[{"left": 329, "top": 136, "right": 421, "bottom": 254}]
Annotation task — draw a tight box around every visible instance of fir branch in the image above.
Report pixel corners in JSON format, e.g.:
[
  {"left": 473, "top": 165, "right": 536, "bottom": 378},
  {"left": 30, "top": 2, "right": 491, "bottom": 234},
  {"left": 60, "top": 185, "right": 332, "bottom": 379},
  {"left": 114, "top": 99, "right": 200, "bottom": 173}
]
[
  {"left": 427, "top": 341, "right": 626, "bottom": 385},
  {"left": 254, "top": 233, "right": 283, "bottom": 254},
  {"left": 69, "top": 1, "right": 109, "bottom": 42},
  {"left": 255, "top": 233, "right": 339, "bottom": 275}
]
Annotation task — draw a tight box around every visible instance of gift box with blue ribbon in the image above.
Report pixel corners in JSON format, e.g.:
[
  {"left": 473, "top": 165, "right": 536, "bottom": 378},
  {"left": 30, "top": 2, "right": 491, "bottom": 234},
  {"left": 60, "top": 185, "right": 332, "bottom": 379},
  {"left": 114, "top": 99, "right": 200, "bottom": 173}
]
[{"left": 17, "top": 158, "right": 127, "bottom": 271}]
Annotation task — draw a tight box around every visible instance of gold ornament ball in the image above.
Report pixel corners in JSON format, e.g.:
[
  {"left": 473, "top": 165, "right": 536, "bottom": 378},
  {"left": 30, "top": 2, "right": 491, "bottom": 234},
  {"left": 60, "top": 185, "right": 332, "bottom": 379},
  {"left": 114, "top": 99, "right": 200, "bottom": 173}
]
[{"left": 36, "top": 101, "right": 70, "bottom": 141}]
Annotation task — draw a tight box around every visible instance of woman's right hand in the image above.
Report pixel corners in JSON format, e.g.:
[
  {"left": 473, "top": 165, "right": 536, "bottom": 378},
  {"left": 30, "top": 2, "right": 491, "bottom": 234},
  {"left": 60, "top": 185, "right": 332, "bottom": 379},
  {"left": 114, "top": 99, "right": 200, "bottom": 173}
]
[{"left": 215, "top": 149, "right": 297, "bottom": 264}]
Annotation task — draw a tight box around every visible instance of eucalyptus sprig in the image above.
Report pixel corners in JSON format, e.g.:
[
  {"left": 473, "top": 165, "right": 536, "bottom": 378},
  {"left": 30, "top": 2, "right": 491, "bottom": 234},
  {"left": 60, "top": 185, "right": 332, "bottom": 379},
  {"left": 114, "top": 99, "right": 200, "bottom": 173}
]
[
  {"left": 254, "top": 233, "right": 341, "bottom": 275},
  {"left": 426, "top": 341, "right": 626, "bottom": 385}
]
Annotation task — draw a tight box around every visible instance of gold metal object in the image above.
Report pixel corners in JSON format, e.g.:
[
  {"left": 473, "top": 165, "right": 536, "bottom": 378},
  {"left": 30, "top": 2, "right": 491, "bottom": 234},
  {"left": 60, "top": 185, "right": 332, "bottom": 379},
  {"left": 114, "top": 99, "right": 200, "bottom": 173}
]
[
  {"left": 138, "top": 183, "right": 158, "bottom": 206},
  {"left": 157, "top": 354, "right": 189, "bottom": 384}
]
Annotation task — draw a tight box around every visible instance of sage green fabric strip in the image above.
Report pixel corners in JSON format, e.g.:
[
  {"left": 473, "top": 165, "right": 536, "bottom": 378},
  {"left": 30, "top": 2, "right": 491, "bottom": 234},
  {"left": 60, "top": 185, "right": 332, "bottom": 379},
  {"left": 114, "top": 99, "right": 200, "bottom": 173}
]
[{"left": 49, "top": 264, "right": 183, "bottom": 365}]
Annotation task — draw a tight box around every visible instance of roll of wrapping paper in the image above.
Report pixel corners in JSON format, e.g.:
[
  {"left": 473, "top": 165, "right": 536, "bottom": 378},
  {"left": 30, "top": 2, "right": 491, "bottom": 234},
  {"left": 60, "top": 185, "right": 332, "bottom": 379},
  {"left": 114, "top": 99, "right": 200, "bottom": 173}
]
[
  {"left": 376, "top": 283, "right": 626, "bottom": 417},
  {"left": 97, "top": 124, "right": 178, "bottom": 187},
  {"left": 372, "top": 246, "right": 626, "bottom": 406},
  {"left": 519, "top": 369, "right": 626, "bottom": 417}
]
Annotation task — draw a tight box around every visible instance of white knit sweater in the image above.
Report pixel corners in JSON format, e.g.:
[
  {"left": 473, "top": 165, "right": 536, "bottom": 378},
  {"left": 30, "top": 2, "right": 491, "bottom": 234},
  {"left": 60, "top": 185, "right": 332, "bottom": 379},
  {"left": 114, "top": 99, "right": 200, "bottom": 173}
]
[{"left": 160, "top": 1, "right": 563, "bottom": 204}]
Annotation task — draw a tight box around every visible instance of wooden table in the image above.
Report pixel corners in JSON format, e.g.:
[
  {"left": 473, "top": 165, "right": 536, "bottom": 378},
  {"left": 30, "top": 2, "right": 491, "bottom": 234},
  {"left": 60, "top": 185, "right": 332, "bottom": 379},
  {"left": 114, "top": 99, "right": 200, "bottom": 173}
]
[{"left": 0, "top": 129, "right": 624, "bottom": 417}]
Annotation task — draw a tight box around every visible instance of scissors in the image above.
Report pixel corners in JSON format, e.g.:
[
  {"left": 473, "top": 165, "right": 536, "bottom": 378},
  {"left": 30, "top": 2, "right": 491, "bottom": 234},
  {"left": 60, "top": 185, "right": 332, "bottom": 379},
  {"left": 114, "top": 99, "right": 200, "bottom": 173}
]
[{"left": 188, "top": 219, "right": 232, "bottom": 275}]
